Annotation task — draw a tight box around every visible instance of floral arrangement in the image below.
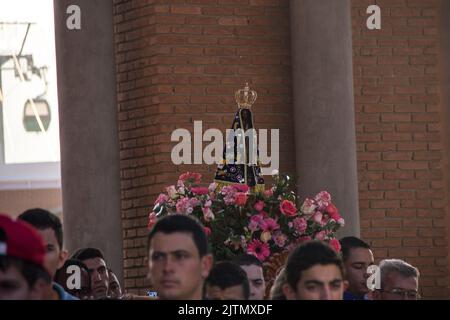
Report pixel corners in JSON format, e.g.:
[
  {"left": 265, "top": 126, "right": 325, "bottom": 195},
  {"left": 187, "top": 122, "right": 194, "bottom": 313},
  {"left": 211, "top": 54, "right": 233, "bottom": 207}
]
[{"left": 149, "top": 172, "right": 345, "bottom": 262}]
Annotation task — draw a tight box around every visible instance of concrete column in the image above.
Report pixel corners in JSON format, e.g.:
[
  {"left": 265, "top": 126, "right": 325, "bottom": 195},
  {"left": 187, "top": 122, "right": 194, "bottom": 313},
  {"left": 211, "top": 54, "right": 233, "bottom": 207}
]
[
  {"left": 289, "top": 0, "right": 360, "bottom": 237},
  {"left": 53, "top": 0, "right": 123, "bottom": 281}
]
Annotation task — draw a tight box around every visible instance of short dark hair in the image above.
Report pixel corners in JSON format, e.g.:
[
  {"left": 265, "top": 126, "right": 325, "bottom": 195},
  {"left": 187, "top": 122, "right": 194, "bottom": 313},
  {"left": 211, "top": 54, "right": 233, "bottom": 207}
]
[
  {"left": 58, "top": 258, "right": 89, "bottom": 274},
  {"left": 285, "top": 241, "right": 345, "bottom": 291},
  {"left": 0, "top": 256, "right": 51, "bottom": 288},
  {"left": 340, "top": 236, "right": 371, "bottom": 262},
  {"left": 18, "top": 208, "right": 63, "bottom": 249},
  {"left": 147, "top": 214, "right": 208, "bottom": 257},
  {"left": 206, "top": 262, "right": 250, "bottom": 300},
  {"left": 71, "top": 247, "right": 105, "bottom": 262},
  {"left": 233, "top": 254, "right": 263, "bottom": 268}
]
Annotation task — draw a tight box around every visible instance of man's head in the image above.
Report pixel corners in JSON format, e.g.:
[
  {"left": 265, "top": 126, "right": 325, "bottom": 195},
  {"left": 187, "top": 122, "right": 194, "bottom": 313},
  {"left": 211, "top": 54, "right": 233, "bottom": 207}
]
[
  {"left": 18, "top": 208, "right": 67, "bottom": 279},
  {"left": 282, "top": 241, "right": 347, "bottom": 300},
  {"left": 71, "top": 247, "right": 108, "bottom": 299},
  {"left": 340, "top": 236, "right": 374, "bottom": 297},
  {"left": 372, "top": 259, "right": 420, "bottom": 300},
  {"left": 206, "top": 262, "right": 249, "bottom": 300},
  {"left": 147, "top": 214, "right": 213, "bottom": 300},
  {"left": 233, "top": 254, "right": 266, "bottom": 300},
  {"left": 107, "top": 268, "right": 122, "bottom": 299},
  {"left": 0, "top": 214, "right": 51, "bottom": 300},
  {"left": 269, "top": 267, "right": 287, "bottom": 300},
  {"left": 55, "top": 259, "right": 92, "bottom": 300}
]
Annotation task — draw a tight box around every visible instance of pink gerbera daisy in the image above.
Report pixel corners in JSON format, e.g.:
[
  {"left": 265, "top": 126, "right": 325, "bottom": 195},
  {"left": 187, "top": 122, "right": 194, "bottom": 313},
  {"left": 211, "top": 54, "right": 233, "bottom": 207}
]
[{"left": 247, "top": 240, "right": 270, "bottom": 261}]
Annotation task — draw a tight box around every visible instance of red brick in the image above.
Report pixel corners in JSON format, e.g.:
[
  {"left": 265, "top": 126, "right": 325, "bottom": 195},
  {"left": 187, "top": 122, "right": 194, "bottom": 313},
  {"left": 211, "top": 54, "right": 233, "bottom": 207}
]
[
  {"left": 384, "top": 171, "right": 414, "bottom": 180},
  {"left": 370, "top": 201, "right": 401, "bottom": 210},
  {"left": 386, "top": 228, "right": 418, "bottom": 237}
]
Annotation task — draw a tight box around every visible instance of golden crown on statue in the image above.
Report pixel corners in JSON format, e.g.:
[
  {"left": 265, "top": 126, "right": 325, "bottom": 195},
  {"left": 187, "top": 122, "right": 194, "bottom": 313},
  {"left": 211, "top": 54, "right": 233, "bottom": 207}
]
[{"left": 235, "top": 82, "right": 257, "bottom": 109}]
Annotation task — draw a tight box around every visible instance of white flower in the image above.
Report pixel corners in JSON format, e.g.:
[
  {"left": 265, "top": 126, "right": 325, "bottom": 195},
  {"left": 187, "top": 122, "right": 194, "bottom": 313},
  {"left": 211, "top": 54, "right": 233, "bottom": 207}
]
[
  {"left": 208, "top": 182, "right": 217, "bottom": 192},
  {"left": 166, "top": 185, "right": 177, "bottom": 199},
  {"left": 301, "top": 198, "right": 316, "bottom": 216}
]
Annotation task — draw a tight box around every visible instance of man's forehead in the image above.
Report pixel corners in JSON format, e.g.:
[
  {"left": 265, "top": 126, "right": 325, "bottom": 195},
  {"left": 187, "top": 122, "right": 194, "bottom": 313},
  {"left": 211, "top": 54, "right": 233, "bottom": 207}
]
[
  {"left": 37, "top": 228, "right": 58, "bottom": 245},
  {"left": 83, "top": 257, "right": 106, "bottom": 268},
  {"left": 240, "top": 264, "right": 264, "bottom": 277},
  {"left": 348, "top": 247, "right": 374, "bottom": 261},
  {"left": 301, "top": 264, "right": 343, "bottom": 282},
  {"left": 150, "top": 232, "right": 197, "bottom": 252}
]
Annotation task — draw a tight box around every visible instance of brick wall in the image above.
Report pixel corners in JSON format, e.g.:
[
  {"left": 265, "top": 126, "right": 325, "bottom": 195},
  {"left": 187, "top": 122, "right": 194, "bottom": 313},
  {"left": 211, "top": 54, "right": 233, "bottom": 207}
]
[
  {"left": 352, "top": 0, "right": 449, "bottom": 299},
  {"left": 113, "top": 0, "right": 295, "bottom": 294}
]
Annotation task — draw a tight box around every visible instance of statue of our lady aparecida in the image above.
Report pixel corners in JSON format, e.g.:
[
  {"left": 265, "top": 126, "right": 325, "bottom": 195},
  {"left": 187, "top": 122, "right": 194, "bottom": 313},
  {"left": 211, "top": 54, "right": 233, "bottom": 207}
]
[{"left": 214, "top": 83, "right": 265, "bottom": 193}]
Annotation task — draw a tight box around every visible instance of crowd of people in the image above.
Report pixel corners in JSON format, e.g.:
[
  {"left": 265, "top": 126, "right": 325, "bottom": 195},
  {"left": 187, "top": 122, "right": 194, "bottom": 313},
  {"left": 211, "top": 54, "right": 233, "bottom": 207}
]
[{"left": 0, "top": 209, "right": 420, "bottom": 300}]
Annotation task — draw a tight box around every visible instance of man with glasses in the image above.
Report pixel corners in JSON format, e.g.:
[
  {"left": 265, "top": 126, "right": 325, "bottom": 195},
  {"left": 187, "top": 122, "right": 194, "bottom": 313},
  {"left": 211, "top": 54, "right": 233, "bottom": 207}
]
[{"left": 371, "top": 259, "right": 420, "bottom": 300}]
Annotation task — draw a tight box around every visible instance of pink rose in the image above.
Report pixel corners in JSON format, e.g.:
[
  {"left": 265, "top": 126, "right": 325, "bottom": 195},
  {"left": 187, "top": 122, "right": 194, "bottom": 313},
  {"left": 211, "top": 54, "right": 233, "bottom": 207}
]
[
  {"left": 250, "top": 214, "right": 264, "bottom": 224},
  {"left": 179, "top": 172, "right": 202, "bottom": 184},
  {"left": 249, "top": 214, "right": 264, "bottom": 232},
  {"left": 264, "top": 189, "right": 273, "bottom": 197},
  {"left": 326, "top": 203, "right": 341, "bottom": 221},
  {"left": 248, "top": 220, "right": 260, "bottom": 232},
  {"left": 279, "top": 200, "right": 297, "bottom": 217},
  {"left": 314, "top": 191, "right": 331, "bottom": 209},
  {"left": 337, "top": 218, "right": 345, "bottom": 226},
  {"left": 312, "top": 212, "right": 323, "bottom": 224},
  {"left": 329, "top": 238, "right": 341, "bottom": 252},
  {"left": 314, "top": 230, "right": 326, "bottom": 241},
  {"left": 154, "top": 193, "right": 169, "bottom": 205},
  {"left": 191, "top": 187, "right": 209, "bottom": 195},
  {"left": 235, "top": 192, "right": 248, "bottom": 206},
  {"left": 254, "top": 201, "right": 265, "bottom": 212},
  {"left": 293, "top": 217, "right": 307, "bottom": 233}
]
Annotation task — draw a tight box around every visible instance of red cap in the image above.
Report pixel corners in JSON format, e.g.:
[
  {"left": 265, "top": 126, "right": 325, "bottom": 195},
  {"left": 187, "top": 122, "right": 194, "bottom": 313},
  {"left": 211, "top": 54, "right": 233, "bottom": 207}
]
[{"left": 0, "top": 214, "right": 46, "bottom": 269}]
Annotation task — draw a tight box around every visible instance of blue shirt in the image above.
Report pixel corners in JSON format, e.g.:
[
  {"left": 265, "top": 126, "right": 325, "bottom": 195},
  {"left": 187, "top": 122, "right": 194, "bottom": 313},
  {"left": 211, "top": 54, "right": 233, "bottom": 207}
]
[
  {"left": 343, "top": 291, "right": 366, "bottom": 300},
  {"left": 53, "top": 282, "right": 79, "bottom": 300}
]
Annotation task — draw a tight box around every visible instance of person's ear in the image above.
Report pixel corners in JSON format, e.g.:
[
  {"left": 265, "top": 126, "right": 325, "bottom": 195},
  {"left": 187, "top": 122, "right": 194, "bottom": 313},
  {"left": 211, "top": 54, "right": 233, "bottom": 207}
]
[
  {"left": 58, "top": 249, "right": 69, "bottom": 269},
  {"left": 343, "top": 280, "right": 349, "bottom": 291},
  {"left": 200, "top": 254, "right": 213, "bottom": 279},
  {"left": 29, "top": 278, "right": 48, "bottom": 300},
  {"left": 282, "top": 283, "right": 296, "bottom": 300}
]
